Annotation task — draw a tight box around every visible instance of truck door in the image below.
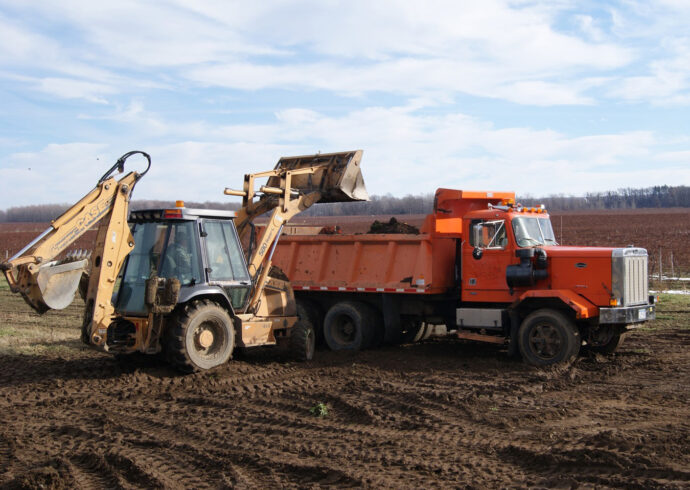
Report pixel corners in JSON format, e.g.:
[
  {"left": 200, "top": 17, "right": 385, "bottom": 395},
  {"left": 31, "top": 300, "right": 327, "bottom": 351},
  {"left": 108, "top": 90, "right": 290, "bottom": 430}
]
[{"left": 461, "top": 219, "right": 513, "bottom": 302}]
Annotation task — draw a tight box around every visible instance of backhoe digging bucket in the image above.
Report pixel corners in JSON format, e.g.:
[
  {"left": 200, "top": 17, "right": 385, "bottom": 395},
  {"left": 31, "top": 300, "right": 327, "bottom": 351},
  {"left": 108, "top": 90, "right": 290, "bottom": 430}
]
[
  {"left": 24, "top": 259, "right": 89, "bottom": 313},
  {"left": 269, "top": 150, "right": 369, "bottom": 203}
]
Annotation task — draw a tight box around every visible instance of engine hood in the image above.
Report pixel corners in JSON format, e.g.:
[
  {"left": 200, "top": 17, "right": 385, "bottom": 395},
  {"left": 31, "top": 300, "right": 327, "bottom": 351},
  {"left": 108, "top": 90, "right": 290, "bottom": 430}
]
[
  {"left": 541, "top": 246, "right": 616, "bottom": 258},
  {"left": 539, "top": 246, "right": 616, "bottom": 307}
]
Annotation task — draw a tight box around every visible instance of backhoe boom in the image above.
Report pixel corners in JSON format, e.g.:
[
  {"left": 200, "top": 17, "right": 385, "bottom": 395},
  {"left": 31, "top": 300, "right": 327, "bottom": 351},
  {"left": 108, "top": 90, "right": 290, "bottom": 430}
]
[{"left": 1, "top": 151, "right": 150, "bottom": 332}]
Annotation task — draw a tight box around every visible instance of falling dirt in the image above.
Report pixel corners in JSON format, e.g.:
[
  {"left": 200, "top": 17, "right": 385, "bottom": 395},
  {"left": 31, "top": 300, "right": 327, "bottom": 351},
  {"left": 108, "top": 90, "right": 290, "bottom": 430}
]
[{"left": 1, "top": 316, "right": 689, "bottom": 488}]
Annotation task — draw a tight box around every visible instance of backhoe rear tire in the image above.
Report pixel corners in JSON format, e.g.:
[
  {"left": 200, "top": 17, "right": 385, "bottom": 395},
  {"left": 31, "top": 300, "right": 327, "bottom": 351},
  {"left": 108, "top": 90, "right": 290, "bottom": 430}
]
[
  {"left": 323, "top": 301, "right": 375, "bottom": 351},
  {"left": 167, "top": 300, "right": 234, "bottom": 372}
]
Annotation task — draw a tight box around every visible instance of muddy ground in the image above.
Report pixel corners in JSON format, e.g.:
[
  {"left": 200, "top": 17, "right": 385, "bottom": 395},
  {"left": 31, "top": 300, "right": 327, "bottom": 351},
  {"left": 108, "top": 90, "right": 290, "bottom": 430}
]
[{"left": 0, "top": 292, "right": 689, "bottom": 489}]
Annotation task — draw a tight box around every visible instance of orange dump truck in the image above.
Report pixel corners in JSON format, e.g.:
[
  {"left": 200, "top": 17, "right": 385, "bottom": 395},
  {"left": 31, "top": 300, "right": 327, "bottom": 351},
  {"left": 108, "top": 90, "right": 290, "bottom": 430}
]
[{"left": 272, "top": 188, "right": 656, "bottom": 366}]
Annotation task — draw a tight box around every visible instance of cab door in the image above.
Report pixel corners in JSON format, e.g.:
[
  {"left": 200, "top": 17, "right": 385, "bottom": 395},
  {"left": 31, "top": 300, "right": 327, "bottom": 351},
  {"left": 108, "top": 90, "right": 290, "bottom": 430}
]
[
  {"left": 202, "top": 219, "right": 252, "bottom": 311},
  {"left": 461, "top": 218, "right": 514, "bottom": 303}
]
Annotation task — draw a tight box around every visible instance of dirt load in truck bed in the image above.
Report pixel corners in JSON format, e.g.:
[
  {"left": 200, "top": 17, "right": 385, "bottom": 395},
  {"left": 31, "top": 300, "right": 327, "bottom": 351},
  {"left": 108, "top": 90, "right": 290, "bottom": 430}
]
[{"left": 0, "top": 287, "right": 689, "bottom": 488}]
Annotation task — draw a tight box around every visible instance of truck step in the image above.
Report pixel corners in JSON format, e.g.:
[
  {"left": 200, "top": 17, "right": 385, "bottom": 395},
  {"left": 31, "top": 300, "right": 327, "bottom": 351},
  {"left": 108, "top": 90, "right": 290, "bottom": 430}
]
[{"left": 455, "top": 330, "right": 507, "bottom": 344}]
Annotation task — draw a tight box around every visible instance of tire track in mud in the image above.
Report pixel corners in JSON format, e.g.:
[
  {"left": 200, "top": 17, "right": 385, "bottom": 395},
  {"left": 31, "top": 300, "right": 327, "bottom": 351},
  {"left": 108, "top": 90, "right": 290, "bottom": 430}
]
[
  {"left": 101, "top": 405, "right": 365, "bottom": 488},
  {"left": 0, "top": 433, "right": 14, "bottom": 477},
  {"left": 2, "top": 321, "right": 690, "bottom": 488}
]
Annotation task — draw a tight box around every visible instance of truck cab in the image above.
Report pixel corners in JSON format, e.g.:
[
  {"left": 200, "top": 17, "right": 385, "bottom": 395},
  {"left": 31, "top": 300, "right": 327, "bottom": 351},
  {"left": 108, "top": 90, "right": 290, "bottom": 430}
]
[{"left": 455, "top": 197, "right": 655, "bottom": 365}]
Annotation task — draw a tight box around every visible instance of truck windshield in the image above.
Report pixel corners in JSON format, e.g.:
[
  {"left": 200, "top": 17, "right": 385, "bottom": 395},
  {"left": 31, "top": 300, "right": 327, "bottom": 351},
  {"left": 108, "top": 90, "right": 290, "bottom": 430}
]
[
  {"left": 115, "top": 220, "right": 201, "bottom": 315},
  {"left": 512, "top": 217, "right": 557, "bottom": 247}
]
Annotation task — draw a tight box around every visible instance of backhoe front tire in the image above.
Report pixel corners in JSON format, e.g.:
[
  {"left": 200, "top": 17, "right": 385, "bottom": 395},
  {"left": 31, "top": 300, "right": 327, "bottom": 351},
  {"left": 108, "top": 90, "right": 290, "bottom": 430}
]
[
  {"left": 167, "top": 300, "right": 235, "bottom": 372},
  {"left": 296, "top": 299, "right": 323, "bottom": 345},
  {"left": 290, "top": 320, "right": 316, "bottom": 361},
  {"left": 518, "top": 309, "right": 580, "bottom": 367}
]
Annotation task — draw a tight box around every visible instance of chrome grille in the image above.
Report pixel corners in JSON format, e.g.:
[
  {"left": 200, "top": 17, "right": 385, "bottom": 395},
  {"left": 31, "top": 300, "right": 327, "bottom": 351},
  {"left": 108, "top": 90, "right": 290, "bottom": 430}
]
[{"left": 612, "top": 248, "right": 648, "bottom": 306}]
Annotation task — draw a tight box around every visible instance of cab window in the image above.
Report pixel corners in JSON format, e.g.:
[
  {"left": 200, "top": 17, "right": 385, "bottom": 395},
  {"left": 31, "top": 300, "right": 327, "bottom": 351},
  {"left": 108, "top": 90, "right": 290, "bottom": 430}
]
[
  {"left": 470, "top": 219, "right": 507, "bottom": 249},
  {"left": 204, "top": 220, "right": 250, "bottom": 282}
]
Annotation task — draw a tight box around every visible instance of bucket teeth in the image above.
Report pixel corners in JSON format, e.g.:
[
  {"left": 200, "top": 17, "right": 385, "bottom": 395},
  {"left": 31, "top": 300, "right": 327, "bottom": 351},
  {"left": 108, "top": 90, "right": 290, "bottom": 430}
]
[{"left": 61, "top": 249, "right": 92, "bottom": 265}]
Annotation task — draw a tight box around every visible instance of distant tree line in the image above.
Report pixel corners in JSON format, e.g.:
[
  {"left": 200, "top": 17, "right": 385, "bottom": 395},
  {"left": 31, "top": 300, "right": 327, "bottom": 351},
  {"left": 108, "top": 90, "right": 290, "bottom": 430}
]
[
  {"left": 1, "top": 185, "right": 688, "bottom": 222},
  {"left": 520, "top": 185, "right": 690, "bottom": 211}
]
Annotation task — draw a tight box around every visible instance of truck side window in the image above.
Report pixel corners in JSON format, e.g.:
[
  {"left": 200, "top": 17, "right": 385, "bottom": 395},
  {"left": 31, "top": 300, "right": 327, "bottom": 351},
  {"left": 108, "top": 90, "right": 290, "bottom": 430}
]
[{"left": 470, "top": 219, "right": 507, "bottom": 249}]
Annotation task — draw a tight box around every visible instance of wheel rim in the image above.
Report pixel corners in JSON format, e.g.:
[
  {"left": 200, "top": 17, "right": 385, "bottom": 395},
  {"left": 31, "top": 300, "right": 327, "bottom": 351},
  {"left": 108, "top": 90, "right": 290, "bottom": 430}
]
[
  {"left": 332, "top": 316, "right": 356, "bottom": 345},
  {"left": 192, "top": 319, "right": 227, "bottom": 360},
  {"left": 528, "top": 323, "right": 563, "bottom": 360}
]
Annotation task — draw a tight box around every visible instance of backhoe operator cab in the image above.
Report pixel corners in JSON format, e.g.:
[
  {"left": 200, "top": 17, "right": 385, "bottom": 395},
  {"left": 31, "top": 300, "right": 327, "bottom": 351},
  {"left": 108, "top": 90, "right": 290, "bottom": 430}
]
[
  {"left": 109, "top": 206, "right": 265, "bottom": 371},
  {"left": 115, "top": 208, "right": 250, "bottom": 318}
]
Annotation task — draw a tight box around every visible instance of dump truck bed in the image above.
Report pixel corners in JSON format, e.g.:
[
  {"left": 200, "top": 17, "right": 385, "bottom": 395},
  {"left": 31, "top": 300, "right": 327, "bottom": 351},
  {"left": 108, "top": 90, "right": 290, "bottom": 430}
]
[{"left": 273, "top": 232, "right": 457, "bottom": 295}]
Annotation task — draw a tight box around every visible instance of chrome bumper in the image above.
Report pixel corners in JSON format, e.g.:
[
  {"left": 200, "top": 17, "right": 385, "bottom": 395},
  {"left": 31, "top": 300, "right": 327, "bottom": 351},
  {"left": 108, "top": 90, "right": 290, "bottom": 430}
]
[{"left": 599, "top": 304, "right": 655, "bottom": 324}]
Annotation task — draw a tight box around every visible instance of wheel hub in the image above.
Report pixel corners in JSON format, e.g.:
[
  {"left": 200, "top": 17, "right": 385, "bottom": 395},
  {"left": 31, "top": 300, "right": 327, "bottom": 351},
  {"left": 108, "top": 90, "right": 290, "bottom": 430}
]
[
  {"left": 529, "top": 324, "right": 561, "bottom": 359},
  {"left": 198, "top": 329, "right": 214, "bottom": 349}
]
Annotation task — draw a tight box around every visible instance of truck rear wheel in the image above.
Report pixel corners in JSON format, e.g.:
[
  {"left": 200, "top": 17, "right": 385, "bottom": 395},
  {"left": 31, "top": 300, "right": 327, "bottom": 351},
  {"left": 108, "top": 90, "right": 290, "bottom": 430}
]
[
  {"left": 167, "top": 300, "right": 235, "bottom": 372},
  {"left": 400, "top": 316, "right": 424, "bottom": 343},
  {"left": 586, "top": 326, "right": 624, "bottom": 355},
  {"left": 290, "top": 320, "right": 316, "bottom": 361},
  {"left": 518, "top": 309, "right": 580, "bottom": 367},
  {"left": 323, "top": 302, "right": 375, "bottom": 351}
]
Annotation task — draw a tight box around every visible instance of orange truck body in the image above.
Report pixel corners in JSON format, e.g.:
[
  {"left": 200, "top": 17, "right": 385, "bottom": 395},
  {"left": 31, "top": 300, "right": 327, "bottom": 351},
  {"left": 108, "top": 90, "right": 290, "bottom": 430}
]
[{"left": 272, "top": 188, "right": 656, "bottom": 364}]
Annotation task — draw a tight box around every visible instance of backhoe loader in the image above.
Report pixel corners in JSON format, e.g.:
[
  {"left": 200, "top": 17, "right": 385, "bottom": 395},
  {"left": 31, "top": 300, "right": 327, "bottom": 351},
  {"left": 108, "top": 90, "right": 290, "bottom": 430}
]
[{"left": 1, "top": 150, "right": 368, "bottom": 371}]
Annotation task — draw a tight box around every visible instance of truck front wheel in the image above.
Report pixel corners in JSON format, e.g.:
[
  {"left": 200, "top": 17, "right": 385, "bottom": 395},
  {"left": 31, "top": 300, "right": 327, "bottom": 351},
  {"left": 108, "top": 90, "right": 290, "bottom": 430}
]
[
  {"left": 518, "top": 309, "right": 580, "bottom": 366},
  {"left": 167, "top": 300, "right": 235, "bottom": 372},
  {"left": 323, "top": 302, "right": 375, "bottom": 351}
]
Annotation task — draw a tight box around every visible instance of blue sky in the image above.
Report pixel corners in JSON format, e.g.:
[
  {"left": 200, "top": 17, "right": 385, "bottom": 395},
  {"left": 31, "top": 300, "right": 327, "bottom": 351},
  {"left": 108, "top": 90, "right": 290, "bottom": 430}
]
[{"left": 1, "top": 0, "right": 689, "bottom": 209}]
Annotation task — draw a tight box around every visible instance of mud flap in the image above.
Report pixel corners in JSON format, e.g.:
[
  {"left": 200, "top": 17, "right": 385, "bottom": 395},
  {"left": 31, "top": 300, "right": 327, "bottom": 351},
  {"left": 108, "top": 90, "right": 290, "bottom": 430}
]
[
  {"left": 382, "top": 295, "right": 402, "bottom": 344},
  {"left": 507, "top": 310, "right": 520, "bottom": 358}
]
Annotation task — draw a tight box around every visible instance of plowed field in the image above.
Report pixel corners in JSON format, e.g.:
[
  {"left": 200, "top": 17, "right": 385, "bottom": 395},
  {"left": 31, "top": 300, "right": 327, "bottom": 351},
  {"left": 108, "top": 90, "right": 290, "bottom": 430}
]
[
  {"left": 2, "top": 208, "right": 688, "bottom": 275},
  {"left": 1, "top": 288, "right": 688, "bottom": 489}
]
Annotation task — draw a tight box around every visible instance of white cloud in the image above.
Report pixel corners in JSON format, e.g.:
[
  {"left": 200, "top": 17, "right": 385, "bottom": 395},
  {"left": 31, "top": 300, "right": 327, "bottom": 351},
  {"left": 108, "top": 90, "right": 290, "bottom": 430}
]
[
  {"left": 0, "top": 0, "right": 636, "bottom": 106},
  {"left": 2, "top": 105, "right": 684, "bottom": 209},
  {"left": 0, "top": 143, "right": 110, "bottom": 207},
  {"left": 608, "top": 36, "right": 690, "bottom": 104},
  {"left": 35, "top": 78, "right": 114, "bottom": 103}
]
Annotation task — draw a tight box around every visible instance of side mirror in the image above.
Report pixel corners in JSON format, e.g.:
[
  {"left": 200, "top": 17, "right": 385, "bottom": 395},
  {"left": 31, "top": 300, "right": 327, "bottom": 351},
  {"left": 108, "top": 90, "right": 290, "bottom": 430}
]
[{"left": 472, "top": 247, "right": 483, "bottom": 260}]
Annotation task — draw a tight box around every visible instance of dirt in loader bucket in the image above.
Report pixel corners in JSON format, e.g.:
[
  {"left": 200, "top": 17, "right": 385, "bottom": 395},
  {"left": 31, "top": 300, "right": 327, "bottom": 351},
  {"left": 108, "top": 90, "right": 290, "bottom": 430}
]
[
  {"left": 267, "top": 150, "right": 369, "bottom": 203},
  {"left": 368, "top": 217, "right": 420, "bottom": 234}
]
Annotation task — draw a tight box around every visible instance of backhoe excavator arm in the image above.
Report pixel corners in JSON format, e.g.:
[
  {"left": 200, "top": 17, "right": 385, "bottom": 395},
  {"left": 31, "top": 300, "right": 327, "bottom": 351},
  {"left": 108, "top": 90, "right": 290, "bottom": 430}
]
[
  {"left": 224, "top": 150, "right": 368, "bottom": 314},
  {"left": 1, "top": 152, "right": 150, "bottom": 350}
]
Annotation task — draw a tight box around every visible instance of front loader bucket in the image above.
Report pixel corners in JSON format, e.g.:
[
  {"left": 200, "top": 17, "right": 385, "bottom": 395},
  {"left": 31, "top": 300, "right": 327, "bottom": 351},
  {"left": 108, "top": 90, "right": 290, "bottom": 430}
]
[
  {"left": 270, "top": 150, "right": 369, "bottom": 203},
  {"left": 24, "top": 259, "right": 89, "bottom": 313}
]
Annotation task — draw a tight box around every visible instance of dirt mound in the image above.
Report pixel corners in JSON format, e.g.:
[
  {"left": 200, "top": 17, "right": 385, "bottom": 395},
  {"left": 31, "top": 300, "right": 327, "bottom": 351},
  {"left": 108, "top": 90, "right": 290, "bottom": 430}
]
[
  {"left": 368, "top": 217, "right": 420, "bottom": 234},
  {"left": 318, "top": 225, "right": 341, "bottom": 234},
  {"left": 268, "top": 265, "right": 290, "bottom": 281}
]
